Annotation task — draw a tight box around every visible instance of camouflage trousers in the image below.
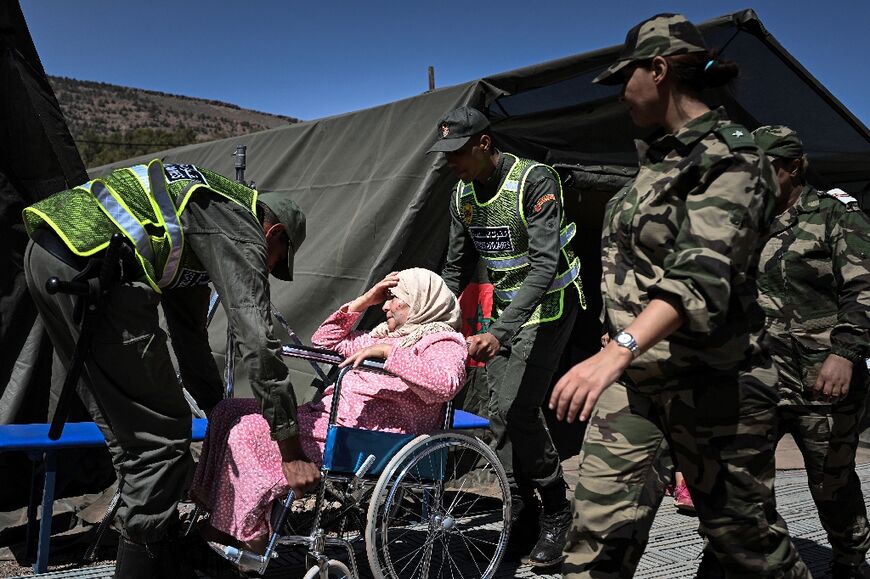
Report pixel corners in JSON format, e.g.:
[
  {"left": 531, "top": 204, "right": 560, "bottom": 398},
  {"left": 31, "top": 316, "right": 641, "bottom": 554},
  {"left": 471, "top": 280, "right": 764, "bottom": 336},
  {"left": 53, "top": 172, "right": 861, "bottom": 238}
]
[
  {"left": 776, "top": 371, "right": 870, "bottom": 566},
  {"left": 564, "top": 371, "right": 811, "bottom": 578}
]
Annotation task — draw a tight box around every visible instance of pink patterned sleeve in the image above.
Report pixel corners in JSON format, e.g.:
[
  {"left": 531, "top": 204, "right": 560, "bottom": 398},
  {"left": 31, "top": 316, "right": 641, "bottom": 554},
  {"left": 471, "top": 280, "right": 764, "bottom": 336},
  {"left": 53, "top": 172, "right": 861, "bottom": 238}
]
[
  {"left": 384, "top": 333, "right": 468, "bottom": 404},
  {"left": 310, "top": 304, "right": 375, "bottom": 357}
]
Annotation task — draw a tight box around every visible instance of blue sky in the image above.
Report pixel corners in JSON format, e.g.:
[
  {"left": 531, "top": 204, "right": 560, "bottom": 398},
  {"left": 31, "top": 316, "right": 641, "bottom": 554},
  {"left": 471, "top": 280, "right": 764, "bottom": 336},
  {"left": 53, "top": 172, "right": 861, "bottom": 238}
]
[{"left": 21, "top": 1, "right": 870, "bottom": 126}]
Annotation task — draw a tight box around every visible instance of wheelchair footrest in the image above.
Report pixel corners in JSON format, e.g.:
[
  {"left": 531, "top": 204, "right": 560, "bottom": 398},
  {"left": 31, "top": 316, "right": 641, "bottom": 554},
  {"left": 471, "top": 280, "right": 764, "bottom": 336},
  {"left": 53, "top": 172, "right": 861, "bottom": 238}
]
[{"left": 206, "top": 541, "right": 268, "bottom": 573}]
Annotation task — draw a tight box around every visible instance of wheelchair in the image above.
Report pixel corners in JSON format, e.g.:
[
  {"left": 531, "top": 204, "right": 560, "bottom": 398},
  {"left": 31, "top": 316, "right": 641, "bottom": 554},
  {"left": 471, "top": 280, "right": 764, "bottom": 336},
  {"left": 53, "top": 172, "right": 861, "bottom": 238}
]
[{"left": 195, "top": 342, "right": 512, "bottom": 579}]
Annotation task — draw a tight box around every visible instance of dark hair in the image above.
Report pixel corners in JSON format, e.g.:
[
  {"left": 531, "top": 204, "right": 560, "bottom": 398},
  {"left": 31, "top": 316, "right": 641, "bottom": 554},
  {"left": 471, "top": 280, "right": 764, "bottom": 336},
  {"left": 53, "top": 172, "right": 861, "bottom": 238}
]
[
  {"left": 256, "top": 200, "right": 279, "bottom": 227},
  {"left": 665, "top": 51, "right": 739, "bottom": 92},
  {"left": 772, "top": 155, "right": 810, "bottom": 185}
]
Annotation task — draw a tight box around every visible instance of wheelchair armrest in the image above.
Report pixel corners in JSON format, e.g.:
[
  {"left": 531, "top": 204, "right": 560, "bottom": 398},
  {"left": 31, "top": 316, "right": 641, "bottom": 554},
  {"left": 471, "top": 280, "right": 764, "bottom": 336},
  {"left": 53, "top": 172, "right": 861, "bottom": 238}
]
[
  {"left": 280, "top": 344, "right": 390, "bottom": 374},
  {"left": 281, "top": 344, "right": 343, "bottom": 365}
]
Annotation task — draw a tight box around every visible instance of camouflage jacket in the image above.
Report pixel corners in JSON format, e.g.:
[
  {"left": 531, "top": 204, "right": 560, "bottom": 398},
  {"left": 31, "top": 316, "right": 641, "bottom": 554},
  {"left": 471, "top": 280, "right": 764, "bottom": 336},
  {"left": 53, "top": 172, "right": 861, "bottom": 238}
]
[
  {"left": 757, "top": 186, "right": 870, "bottom": 402},
  {"left": 601, "top": 108, "right": 778, "bottom": 392}
]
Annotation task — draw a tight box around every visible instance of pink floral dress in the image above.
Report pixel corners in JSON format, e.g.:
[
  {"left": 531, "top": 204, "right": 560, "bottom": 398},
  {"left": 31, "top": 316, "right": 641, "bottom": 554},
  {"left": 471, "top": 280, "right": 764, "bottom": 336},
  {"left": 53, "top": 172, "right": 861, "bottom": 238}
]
[{"left": 191, "top": 304, "right": 467, "bottom": 541}]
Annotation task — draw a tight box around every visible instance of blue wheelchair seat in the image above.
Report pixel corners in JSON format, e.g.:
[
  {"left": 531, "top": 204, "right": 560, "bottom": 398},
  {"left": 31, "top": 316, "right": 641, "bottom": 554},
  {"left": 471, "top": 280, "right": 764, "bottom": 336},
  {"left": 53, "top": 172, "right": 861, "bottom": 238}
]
[{"left": 321, "top": 409, "right": 489, "bottom": 477}]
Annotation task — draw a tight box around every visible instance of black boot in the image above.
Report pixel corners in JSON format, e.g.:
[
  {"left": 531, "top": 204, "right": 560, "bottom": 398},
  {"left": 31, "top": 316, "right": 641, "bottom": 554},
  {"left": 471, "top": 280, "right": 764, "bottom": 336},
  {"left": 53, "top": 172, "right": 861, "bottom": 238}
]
[
  {"left": 524, "top": 481, "right": 571, "bottom": 568},
  {"left": 114, "top": 534, "right": 200, "bottom": 579},
  {"left": 114, "top": 537, "right": 157, "bottom": 579},
  {"left": 504, "top": 486, "right": 541, "bottom": 561},
  {"left": 831, "top": 561, "right": 869, "bottom": 579}
]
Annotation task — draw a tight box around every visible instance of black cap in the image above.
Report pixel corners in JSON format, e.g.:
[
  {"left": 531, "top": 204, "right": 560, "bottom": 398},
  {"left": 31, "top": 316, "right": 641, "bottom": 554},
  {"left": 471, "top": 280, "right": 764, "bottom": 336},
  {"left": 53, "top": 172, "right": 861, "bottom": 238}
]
[{"left": 426, "top": 106, "right": 490, "bottom": 154}]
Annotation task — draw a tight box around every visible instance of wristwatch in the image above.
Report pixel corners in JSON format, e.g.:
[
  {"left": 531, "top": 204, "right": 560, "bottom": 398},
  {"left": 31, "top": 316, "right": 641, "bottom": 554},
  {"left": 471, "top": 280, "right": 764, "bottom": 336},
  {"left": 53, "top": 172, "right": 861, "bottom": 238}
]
[{"left": 614, "top": 331, "right": 640, "bottom": 358}]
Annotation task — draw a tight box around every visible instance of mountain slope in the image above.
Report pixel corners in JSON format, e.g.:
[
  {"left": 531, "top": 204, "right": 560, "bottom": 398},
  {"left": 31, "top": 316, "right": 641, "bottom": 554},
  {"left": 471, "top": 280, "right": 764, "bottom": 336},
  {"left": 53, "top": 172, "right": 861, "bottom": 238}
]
[{"left": 48, "top": 76, "right": 299, "bottom": 167}]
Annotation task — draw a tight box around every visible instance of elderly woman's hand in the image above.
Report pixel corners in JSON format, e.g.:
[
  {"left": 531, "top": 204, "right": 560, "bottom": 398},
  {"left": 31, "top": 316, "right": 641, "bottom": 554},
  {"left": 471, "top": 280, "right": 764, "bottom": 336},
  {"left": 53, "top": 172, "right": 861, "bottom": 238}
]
[
  {"left": 339, "top": 343, "right": 392, "bottom": 368},
  {"left": 348, "top": 272, "right": 400, "bottom": 312}
]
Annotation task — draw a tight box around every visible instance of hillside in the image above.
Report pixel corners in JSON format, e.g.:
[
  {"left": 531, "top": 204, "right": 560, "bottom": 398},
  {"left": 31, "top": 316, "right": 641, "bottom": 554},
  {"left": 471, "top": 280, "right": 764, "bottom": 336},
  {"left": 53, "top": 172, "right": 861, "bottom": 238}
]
[{"left": 48, "top": 76, "right": 299, "bottom": 167}]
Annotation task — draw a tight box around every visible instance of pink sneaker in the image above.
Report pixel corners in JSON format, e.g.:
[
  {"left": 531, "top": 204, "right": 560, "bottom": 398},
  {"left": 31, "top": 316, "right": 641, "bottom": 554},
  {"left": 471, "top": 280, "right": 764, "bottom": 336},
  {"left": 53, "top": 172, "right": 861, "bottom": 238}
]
[{"left": 674, "top": 482, "right": 696, "bottom": 514}]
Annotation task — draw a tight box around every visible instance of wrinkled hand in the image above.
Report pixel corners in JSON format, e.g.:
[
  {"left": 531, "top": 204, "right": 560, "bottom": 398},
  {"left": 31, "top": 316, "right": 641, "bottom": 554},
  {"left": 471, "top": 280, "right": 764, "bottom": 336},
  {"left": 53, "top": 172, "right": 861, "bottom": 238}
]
[
  {"left": 281, "top": 459, "right": 320, "bottom": 499},
  {"left": 339, "top": 343, "right": 391, "bottom": 368},
  {"left": 466, "top": 333, "right": 500, "bottom": 362},
  {"left": 812, "top": 353, "right": 853, "bottom": 402},
  {"left": 549, "top": 343, "right": 632, "bottom": 422},
  {"left": 277, "top": 436, "right": 320, "bottom": 498},
  {"left": 350, "top": 272, "right": 400, "bottom": 312}
]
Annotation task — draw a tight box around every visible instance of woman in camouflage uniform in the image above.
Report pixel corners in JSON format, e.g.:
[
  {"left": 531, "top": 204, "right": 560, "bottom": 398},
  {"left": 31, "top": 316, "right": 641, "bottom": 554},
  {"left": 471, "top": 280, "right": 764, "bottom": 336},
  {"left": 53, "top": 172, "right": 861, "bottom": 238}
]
[
  {"left": 754, "top": 125, "right": 870, "bottom": 579},
  {"left": 550, "top": 14, "right": 809, "bottom": 578}
]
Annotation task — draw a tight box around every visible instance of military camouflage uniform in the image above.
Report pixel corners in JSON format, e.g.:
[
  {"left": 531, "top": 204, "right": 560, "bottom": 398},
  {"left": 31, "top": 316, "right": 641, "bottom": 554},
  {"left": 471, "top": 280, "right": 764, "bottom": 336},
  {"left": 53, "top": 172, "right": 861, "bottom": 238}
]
[
  {"left": 755, "top": 125, "right": 870, "bottom": 568},
  {"left": 563, "top": 107, "right": 809, "bottom": 578}
]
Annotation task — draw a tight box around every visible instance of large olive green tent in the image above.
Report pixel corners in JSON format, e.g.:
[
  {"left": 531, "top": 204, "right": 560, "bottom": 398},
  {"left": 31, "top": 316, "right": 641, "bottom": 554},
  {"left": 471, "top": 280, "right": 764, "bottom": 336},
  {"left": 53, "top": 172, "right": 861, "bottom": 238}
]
[{"left": 88, "top": 8, "right": 870, "bottom": 394}]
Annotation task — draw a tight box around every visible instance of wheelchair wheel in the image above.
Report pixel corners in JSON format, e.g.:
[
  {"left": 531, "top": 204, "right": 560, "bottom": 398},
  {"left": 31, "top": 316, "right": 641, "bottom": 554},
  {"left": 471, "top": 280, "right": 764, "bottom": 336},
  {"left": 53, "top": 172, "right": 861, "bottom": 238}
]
[
  {"left": 365, "top": 433, "right": 511, "bottom": 578},
  {"left": 302, "top": 558, "right": 353, "bottom": 579}
]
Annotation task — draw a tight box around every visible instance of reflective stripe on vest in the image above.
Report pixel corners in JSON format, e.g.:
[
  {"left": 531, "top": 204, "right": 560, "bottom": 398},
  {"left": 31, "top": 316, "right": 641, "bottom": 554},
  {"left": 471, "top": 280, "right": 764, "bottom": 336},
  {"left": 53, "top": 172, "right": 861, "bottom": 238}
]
[
  {"left": 146, "top": 162, "right": 184, "bottom": 287},
  {"left": 494, "top": 257, "right": 580, "bottom": 302},
  {"left": 481, "top": 221, "right": 576, "bottom": 271},
  {"left": 87, "top": 179, "right": 155, "bottom": 264},
  {"left": 90, "top": 161, "right": 184, "bottom": 288}
]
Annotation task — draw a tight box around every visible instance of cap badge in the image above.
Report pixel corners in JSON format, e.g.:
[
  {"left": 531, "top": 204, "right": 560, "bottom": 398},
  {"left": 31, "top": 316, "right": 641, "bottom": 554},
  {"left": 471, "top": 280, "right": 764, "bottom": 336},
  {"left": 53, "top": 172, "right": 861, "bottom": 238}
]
[
  {"left": 732, "top": 130, "right": 744, "bottom": 138},
  {"left": 440, "top": 124, "right": 450, "bottom": 138}
]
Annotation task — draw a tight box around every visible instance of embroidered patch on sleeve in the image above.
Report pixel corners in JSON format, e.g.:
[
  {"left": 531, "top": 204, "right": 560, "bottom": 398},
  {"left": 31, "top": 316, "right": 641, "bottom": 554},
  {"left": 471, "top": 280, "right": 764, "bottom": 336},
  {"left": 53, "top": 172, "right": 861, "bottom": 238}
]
[{"left": 533, "top": 193, "right": 556, "bottom": 213}]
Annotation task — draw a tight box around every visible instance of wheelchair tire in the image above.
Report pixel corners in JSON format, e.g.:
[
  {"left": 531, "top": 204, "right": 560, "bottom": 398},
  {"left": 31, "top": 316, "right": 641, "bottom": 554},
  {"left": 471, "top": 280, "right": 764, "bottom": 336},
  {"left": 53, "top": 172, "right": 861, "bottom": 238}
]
[
  {"left": 301, "top": 558, "right": 353, "bottom": 579},
  {"left": 365, "top": 432, "right": 511, "bottom": 578}
]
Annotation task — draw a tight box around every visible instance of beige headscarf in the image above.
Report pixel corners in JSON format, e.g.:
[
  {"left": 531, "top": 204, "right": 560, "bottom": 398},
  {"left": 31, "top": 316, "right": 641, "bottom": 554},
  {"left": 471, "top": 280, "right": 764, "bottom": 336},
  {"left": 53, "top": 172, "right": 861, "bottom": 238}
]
[{"left": 369, "top": 268, "right": 462, "bottom": 347}]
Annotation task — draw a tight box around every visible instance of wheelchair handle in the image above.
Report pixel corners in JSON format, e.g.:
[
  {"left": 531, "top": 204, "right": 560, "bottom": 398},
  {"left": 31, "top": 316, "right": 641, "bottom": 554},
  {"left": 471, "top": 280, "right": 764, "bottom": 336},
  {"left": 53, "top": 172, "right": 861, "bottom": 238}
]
[{"left": 280, "top": 343, "right": 394, "bottom": 427}]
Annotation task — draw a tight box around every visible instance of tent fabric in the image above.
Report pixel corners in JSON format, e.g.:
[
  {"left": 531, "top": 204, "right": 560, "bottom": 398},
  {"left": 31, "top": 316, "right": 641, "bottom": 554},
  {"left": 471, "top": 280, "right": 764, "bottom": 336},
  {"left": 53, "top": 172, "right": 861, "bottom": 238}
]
[
  {"left": 0, "top": 1, "right": 113, "bottom": 517},
  {"left": 1, "top": 1, "right": 88, "bottom": 422},
  {"left": 86, "top": 9, "right": 870, "bottom": 398}
]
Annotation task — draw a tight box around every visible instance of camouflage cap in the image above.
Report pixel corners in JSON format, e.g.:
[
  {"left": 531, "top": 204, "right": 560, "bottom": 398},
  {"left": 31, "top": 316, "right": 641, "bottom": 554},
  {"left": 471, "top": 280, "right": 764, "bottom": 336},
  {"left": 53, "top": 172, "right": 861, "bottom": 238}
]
[
  {"left": 593, "top": 13, "right": 708, "bottom": 85},
  {"left": 257, "top": 191, "right": 306, "bottom": 281},
  {"left": 752, "top": 125, "right": 804, "bottom": 159}
]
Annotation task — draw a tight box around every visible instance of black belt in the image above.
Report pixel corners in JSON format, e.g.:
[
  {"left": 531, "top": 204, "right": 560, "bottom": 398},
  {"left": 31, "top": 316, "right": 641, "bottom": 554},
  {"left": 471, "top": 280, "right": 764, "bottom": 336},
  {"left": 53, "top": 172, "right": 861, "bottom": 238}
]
[{"left": 32, "top": 228, "right": 89, "bottom": 271}]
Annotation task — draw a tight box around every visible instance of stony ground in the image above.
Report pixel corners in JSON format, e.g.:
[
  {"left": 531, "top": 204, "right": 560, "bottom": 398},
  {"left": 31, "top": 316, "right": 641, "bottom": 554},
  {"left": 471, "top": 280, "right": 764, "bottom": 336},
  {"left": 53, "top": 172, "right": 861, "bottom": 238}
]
[{"left": 3, "top": 438, "right": 869, "bottom": 578}]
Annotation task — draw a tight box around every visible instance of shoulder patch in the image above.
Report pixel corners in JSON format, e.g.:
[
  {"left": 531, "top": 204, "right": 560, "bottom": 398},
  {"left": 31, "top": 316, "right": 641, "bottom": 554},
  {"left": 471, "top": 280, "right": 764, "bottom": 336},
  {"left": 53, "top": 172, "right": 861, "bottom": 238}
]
[
  {"left": 714, "top": 124, "right": 757, "bottom": 152},
  {"left": 502, "top": 179, "right": 519, "bottom": 193},
  {"left": 823, "top": 188, "right": 860, "bottom": 209}
]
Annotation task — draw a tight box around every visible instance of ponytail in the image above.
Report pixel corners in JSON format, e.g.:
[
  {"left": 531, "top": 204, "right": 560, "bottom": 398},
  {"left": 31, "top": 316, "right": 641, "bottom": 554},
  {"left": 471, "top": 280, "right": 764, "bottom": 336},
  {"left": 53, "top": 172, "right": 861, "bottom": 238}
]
[{"left": 666, "top": 51, "right": 739, "bottom": 92}]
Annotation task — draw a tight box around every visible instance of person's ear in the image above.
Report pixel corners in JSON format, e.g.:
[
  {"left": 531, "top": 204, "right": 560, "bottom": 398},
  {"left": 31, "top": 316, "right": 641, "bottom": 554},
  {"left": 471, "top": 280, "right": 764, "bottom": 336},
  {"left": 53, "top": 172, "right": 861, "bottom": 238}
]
[
  {"left": 265, "top": 222, "right": 285, "bottom": 241},
  {"left": 651, "top": 56, "right": 668, "bottom": 85},
  {"left": 479, "top": 134, "right": 492, "bottom": 153},
  {"left": 789, "top": 158, "right": 802, "bottom": 178}
]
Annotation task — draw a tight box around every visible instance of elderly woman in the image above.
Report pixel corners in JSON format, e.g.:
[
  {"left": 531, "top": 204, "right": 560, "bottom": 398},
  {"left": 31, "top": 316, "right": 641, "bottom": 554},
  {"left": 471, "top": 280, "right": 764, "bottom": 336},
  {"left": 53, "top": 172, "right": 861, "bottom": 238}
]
[
  {"left": 191, "top": 268, "right": 467, "bottom": 548},
  {"left": 550, "top": 14, "right": 810, "bottom": 578}
]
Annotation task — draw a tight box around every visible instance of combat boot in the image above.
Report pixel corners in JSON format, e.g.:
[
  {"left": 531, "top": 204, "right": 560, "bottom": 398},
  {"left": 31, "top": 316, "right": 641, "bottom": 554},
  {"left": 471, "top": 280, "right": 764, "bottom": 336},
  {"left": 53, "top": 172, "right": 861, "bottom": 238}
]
[
  {"left": 114, "top": 533, "right": 200, "bottom": 578},
  {"left": 504, "top": 486, "right": 540, "bottom": 561},
  {"left": 524, "top": 481, "right": 571, "bottom": 568},
  {"left": 831, "top": 561, "right": 869, "bottom": 579},
  {"left": 113, "top": 536, "right": 157, "bottom": 579}
]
